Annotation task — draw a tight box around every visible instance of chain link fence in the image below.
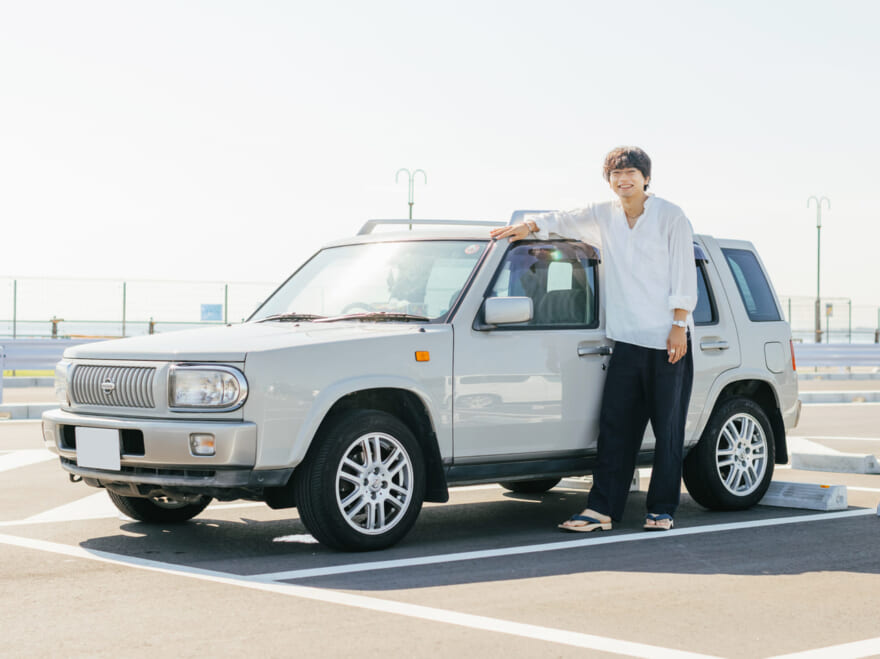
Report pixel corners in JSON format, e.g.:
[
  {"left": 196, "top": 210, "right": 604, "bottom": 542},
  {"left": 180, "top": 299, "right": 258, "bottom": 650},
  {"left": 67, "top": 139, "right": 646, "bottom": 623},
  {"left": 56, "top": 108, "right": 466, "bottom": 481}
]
[
  {"left": 780, "top": 296, "right": 879, "bottom": 344},
  {"left": 2, "top": 277, "right": 878, "bottom": 344},
  {"left": 1, "top": 277, "right": 277, "bottom": 339}
]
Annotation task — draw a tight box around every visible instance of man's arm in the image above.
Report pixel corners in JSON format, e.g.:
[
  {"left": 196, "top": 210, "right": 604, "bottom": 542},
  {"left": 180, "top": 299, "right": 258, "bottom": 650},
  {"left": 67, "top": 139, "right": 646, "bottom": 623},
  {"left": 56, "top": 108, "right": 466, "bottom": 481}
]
[
  {"left": 490, "top": 208, "right": 600, "bottom": 244},
  {"left": 666, "top": 215, "right": 698, "bottom": 364}
]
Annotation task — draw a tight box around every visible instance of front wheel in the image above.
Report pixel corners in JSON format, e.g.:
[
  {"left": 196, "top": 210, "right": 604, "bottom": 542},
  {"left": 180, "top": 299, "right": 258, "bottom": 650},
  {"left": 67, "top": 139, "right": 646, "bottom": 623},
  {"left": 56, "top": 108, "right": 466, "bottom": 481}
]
[
  {"left": 683, "top": 397, "right": 775, "bottom": 510},
  {"left": 107, "top": 492, "right": 212, "bottom": 523},
  {"left": 294, "top": 410, "right": 425, "bottom": 551}
]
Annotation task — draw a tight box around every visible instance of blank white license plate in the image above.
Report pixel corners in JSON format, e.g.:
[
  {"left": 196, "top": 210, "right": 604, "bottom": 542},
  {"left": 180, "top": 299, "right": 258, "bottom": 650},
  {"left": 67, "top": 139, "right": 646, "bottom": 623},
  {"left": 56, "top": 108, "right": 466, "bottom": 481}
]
[{"left": 75, "top": 427, "right": 121, "bottom": 471}]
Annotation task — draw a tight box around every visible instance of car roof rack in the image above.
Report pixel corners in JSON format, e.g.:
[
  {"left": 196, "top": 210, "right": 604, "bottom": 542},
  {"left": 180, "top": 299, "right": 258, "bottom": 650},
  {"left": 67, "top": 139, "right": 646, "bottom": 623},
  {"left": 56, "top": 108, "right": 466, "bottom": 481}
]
[{"left": 358, "top": 219, "right": 505, "bottom": 235}]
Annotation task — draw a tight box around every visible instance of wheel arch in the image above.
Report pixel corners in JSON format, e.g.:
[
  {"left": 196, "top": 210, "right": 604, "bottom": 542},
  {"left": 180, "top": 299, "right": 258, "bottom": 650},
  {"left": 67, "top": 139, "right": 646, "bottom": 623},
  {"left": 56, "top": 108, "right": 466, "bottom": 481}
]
[
  {"left": 704, "top": 378, "right": 788, "bottom": 464},
  {"left": 309, "top": 387, "right": 449, "bottom": 504}
]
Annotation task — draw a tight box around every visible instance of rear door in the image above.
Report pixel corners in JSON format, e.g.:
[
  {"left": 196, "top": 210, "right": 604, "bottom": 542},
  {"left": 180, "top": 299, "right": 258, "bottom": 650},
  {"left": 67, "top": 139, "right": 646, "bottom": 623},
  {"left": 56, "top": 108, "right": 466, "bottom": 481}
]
[{"left": 686, "top": 236, "right": 743, "bottom": 442}]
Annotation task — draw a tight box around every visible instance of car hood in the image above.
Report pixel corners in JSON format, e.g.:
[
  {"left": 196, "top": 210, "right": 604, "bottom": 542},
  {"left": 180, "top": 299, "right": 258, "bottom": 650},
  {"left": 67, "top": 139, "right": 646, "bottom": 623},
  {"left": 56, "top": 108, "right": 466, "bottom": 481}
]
[{"left": 62, "top": 322, "right": 434, "bottom": 362}]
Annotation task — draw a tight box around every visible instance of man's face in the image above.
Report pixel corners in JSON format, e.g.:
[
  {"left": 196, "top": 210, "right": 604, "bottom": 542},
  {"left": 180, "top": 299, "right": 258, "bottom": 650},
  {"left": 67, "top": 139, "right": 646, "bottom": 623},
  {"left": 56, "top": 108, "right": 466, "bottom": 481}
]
[{"left": 608, "top": 167, "right": 649, "bottom": 199}]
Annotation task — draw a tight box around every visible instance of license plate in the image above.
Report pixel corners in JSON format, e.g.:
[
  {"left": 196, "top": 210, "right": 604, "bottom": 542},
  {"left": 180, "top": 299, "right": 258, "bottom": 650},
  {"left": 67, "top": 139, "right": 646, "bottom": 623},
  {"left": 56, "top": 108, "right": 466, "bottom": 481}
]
[{"left": 75, "top": 427, "right": 121, "bottom": 471}]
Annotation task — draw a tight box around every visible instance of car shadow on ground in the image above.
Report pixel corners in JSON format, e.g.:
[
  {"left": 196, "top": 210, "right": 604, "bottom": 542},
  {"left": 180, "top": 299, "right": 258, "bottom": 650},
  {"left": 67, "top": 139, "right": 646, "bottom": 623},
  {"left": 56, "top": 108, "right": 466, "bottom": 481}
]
[{"left": 75, "top": 485, "right": 880, "bottom": 586}]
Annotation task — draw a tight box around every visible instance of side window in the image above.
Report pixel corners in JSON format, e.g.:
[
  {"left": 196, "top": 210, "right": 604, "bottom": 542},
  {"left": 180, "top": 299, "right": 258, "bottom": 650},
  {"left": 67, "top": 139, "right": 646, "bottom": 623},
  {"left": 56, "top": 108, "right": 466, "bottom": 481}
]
[
  {"left": 722, "top": 248, "right": 781, "bottom": 322},
  {"left": 693, "top": 262, "right": 718, "bottom": 326},
  {"left": 488, "top": 241, "right": 599, "bottom": 329}
]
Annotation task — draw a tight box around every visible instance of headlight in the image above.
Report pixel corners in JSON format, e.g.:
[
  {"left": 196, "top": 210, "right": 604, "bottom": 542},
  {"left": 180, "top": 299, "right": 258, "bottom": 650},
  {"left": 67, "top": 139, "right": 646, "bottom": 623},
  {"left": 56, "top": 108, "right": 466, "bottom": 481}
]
[
  {"left": 169, "top": 365, "right": 248, "bottom": 411},
  {"left": 54, "top": 360, "right": 71, "bottom": 404}
]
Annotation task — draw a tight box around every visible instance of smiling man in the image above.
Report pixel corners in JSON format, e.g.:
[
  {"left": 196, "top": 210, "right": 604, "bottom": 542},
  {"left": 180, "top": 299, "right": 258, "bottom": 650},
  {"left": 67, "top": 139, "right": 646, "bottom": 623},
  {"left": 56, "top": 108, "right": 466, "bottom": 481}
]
[{"left": 490, "top": 146, "right": 697, "bottom": 532}]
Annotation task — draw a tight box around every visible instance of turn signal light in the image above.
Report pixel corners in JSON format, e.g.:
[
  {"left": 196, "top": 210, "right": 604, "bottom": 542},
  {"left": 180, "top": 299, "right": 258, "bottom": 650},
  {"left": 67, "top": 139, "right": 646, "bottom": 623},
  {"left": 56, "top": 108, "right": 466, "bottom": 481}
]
[
  {"left": 415, "top": 351, "right": 430, "bottom": 362},
  {"left": 190, "top": 434, "right": 216, "bottom": 456}
]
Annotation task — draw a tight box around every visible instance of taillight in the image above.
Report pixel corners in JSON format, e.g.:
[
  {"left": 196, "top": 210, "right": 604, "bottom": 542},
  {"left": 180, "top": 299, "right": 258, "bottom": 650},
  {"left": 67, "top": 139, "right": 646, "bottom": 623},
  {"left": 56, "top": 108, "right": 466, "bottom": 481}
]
[{"left": 790, "top": 340, "right": 797, "bottom": 371}]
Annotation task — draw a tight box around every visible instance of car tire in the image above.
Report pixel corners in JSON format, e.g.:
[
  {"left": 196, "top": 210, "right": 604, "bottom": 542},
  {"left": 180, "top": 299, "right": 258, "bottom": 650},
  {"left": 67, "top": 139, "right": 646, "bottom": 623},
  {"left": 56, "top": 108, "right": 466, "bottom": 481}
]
[
  {"left": 107, "top": 492, "right": 212, "bottom": 523},
  {"left": 293, "top": 409, "right": 426, "bottom": 551},
  {"left": 499, "top": 478, "right": 561, "bottom": 494},
  {"left": 683, "top": 396, "right": 775, "bottom": 510}
]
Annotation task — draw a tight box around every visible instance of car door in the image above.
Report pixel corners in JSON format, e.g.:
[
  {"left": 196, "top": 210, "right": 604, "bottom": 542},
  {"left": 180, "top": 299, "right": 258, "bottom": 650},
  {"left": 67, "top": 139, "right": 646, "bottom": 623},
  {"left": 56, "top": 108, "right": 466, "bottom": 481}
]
[
  {"left": 685, "top": 237, "right": 743, "bottom": 442},
  {"left": 451, "top": 240, "right": 611, "bottom": 460}
]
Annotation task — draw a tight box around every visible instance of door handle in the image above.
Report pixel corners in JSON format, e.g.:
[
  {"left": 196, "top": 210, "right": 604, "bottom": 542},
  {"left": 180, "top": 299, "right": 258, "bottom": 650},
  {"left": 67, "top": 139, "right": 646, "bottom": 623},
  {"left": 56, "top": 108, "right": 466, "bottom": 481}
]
[
  {"left": 700, "top": 340, "right": 730, "bottom": 351},
  {"left": 578, "top": 345, "right": 613, "bottom": 357}
]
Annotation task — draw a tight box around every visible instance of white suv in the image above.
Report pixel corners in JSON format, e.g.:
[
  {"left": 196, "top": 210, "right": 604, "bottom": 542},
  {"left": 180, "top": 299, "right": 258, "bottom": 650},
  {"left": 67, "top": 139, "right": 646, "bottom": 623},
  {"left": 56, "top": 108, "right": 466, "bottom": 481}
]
[{"left": 43, "top": 217, "right": 800, "bottom": 551}]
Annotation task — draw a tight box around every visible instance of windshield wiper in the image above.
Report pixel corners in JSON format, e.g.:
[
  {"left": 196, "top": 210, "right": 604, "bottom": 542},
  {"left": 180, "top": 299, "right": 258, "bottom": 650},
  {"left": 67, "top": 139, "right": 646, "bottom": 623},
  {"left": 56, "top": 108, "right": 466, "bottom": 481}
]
[
  {"left": 314, "top": 312, "right": 431, "bottom": 323},
  {"left": 258, "top": 313, "right": 327, "bottom": 323}
]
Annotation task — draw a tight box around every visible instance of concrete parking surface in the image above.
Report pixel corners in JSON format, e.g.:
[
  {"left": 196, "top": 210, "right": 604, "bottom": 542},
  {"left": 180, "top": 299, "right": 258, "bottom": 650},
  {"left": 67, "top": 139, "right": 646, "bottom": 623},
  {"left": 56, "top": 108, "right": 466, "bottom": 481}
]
[{"left": 2, "top": 403, "right": 879, "bottom": 658}]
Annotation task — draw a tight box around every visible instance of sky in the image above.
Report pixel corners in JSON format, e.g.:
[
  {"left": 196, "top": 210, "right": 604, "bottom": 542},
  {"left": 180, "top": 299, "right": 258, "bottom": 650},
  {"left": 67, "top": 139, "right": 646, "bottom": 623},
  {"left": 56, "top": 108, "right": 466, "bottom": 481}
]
[{"left": 2, "top": 1, "right": 879, "bottom": 316}]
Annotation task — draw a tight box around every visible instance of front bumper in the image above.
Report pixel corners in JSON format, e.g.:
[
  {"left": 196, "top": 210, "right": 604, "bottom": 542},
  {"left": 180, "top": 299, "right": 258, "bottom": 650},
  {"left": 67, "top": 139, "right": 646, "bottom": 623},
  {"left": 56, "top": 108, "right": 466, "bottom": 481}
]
[{"left": 41, "top": 408, "right": 289, "bottom": 492}]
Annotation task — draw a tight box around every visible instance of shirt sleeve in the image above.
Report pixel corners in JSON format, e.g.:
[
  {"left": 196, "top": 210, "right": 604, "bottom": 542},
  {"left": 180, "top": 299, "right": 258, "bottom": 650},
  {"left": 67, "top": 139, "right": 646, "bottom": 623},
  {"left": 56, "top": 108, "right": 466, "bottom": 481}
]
[
  {"left": 667, "top": 214, "right": 698, "bottom": 312},
  {"left": 531, "top": 207, "right": 602, "bottom": 247}
]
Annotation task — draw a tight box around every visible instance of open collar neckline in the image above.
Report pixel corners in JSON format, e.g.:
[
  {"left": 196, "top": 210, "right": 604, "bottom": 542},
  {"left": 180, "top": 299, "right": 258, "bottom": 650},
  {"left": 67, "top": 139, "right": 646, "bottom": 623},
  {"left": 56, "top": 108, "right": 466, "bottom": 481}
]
[{"left": 616, "top": 193, "right": 654, "bottom": 230}]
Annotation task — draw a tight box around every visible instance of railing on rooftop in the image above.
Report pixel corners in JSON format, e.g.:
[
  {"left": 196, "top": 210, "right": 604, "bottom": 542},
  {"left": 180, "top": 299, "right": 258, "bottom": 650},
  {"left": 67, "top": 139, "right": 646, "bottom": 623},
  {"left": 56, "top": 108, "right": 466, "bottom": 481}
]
[
  {"left": 1, "top": 278, "right": 878, "bottom": 344},
  {"left": 1, "top": 277, "right": 276, "bottom": 339},
  {"left": 780, "top": 296, "right": 880, "bottom": 344}
]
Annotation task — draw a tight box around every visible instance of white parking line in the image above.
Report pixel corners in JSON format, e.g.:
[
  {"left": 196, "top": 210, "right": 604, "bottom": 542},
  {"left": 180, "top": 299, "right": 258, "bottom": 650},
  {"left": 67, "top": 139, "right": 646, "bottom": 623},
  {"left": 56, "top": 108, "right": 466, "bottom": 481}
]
[
  {"left": 0, "top": 449, "right": 55, "bottom": 473},
  {"left": 767, "top": 635, "right": 880, "bottom": 658},
  {"left": 789, "top": 435, "right": 880, "bottom": 443},
  {"left": 0, "top": 532, "right": 719, "bottom": 659},
  {"left": 0, "top": 498, "right": 267, "bottom": 528},
  {"left": 255, "top": 508, "right": 875, "bottom": 582},
  {"left": 801, "top": 402, "right": 880, "bottom": 407}
]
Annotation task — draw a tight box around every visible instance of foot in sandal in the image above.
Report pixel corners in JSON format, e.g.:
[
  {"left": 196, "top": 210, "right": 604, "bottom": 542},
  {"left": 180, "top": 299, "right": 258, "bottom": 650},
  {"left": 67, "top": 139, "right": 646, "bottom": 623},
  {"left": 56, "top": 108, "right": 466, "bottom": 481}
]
[
  {"left": 558, "top": 508, "right": 612, "bottom": 532},
  {"left": 643, "top": 513, "right": 674, "bottom": 531}
]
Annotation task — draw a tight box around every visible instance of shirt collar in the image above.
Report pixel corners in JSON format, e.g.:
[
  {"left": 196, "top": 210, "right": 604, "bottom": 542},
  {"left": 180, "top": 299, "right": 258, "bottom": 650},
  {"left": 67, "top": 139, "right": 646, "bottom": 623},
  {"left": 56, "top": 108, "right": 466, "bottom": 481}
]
[{"left": 613, "top": 192, "right": 654, "bottom": 212}]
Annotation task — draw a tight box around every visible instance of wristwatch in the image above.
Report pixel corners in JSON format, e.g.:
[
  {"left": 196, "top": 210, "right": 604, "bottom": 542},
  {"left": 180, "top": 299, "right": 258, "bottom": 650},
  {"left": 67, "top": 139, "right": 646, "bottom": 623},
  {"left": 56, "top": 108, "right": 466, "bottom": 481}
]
[{"left": 672, "top": 320, "right": 687, "bottom": 328}]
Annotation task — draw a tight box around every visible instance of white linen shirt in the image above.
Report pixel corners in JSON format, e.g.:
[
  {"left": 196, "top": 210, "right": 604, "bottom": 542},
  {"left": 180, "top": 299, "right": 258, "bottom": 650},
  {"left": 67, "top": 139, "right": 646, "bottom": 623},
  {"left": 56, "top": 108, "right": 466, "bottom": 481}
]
[{"left": 533, "top": 194, "right": 698, "bottom": 350}]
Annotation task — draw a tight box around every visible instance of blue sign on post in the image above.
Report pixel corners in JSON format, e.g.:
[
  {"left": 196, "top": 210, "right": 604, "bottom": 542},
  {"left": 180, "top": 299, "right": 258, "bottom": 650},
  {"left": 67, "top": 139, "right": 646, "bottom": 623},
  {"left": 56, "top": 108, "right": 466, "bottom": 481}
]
[{"left": 201, "top": 304, "right": 223, "bottom": 322}]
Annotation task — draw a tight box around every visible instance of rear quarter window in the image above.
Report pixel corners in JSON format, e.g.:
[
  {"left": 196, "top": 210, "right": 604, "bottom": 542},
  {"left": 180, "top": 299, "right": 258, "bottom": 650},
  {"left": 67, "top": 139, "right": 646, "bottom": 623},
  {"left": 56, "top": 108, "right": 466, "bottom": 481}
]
[
  {"left": 693, "top": 262, "right": 717, "bottom": 325},
  {"left": 721, "top": 248, "right": 781, "bottom": 322}
]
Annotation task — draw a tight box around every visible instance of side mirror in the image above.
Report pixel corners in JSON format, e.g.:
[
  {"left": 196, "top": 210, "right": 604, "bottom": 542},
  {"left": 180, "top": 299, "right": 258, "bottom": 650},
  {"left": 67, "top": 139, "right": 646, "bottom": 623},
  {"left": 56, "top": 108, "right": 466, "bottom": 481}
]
[{"left": 483, "top": 297, "right": 533, "bottom": 326}]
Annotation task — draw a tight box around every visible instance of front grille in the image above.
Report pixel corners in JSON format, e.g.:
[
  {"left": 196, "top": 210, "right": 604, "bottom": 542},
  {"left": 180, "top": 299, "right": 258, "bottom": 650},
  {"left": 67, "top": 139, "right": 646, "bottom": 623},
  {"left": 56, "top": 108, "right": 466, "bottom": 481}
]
[{"left": 71, "top": 365, "right": 157, "bottom": 408}]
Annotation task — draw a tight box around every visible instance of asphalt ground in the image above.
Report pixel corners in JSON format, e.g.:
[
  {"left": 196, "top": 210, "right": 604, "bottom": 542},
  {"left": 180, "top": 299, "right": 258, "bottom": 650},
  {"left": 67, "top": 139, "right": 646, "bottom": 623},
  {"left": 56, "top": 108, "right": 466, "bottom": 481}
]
[{"left": 1, "top": 405, "right": 879, "bottom": 659}]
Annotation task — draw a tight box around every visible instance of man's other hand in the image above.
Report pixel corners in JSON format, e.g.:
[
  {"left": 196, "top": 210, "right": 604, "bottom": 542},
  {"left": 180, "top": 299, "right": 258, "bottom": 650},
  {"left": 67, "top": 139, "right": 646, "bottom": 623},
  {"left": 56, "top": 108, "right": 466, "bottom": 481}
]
[{"left": 666, "top": 325, "right": 688, "bottom": 364}]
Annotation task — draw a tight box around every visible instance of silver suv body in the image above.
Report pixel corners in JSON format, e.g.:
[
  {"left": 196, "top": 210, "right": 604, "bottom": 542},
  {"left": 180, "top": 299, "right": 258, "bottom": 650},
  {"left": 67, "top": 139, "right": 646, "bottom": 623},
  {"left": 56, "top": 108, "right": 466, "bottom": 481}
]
[{"left": 42, "top": 218, "right": 799, "bottom": 550}]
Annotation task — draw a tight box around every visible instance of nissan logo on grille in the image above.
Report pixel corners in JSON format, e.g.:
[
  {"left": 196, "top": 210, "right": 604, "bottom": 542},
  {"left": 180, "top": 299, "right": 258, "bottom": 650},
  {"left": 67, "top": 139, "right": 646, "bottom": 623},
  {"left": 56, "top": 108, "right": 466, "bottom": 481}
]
[{"left": 101, "top": 378, "right": 116, "bottom": 395}]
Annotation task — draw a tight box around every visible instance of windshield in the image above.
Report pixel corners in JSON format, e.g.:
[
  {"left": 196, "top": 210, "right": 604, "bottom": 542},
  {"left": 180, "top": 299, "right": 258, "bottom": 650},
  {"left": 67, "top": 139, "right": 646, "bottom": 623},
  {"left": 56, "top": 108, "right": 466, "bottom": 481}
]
[{"left": 251, "top": 240, "right": 488, "bottom": 322}]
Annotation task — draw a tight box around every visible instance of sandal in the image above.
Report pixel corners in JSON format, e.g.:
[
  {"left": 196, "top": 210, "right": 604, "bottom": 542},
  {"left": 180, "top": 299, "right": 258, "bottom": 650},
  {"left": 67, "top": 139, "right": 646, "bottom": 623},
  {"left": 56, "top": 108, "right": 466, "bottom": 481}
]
[
  {"left": 644, "top": 513, "right": 674, "bottom": 531},
  {"left": 558, "top": 510, "right": 612, "bottom": 533}
]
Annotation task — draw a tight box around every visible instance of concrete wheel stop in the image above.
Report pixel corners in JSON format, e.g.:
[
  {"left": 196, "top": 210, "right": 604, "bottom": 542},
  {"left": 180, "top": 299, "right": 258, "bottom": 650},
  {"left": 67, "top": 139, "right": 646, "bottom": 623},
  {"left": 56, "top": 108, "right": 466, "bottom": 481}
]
[
  {"left": 760, "top": 481, "right": 847, "bottom": 511},
  {"left": 788, "top": 437, "right": 880, "bottom": 474}
]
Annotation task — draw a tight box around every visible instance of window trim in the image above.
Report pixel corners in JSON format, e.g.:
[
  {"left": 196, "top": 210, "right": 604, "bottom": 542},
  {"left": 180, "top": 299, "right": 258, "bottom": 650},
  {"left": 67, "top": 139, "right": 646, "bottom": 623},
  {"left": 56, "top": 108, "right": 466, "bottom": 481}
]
[
  {"left": 693, "top": 261, "right": 719, "bottom": 327},
  {"left": 474, "top": 239, "right": 601, "bottom": 332},
  {"left": 721, "top": 247, "right": 783, "bottom": 323}
]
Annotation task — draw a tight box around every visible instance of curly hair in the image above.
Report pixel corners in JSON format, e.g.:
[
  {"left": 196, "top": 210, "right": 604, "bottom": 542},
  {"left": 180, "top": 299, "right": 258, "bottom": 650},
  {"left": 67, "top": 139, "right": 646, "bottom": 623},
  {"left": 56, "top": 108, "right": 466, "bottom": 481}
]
[{"left": 603, "top": 146, "right": 652, "bottom": 190}]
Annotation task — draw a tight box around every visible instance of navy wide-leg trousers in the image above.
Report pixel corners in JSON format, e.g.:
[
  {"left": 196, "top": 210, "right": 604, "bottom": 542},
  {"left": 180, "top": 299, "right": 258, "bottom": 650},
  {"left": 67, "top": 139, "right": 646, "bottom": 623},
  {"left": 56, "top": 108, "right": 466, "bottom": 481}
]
[{"left": 587, "top": 339, "right": 694, "bottom": 521}]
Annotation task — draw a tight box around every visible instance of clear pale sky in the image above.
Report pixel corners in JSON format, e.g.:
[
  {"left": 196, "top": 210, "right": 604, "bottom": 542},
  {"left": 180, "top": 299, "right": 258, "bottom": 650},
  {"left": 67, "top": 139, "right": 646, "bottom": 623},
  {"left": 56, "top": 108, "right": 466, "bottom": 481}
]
[{"left": 2, "top": 1, "right": 878, "bottom": 311}]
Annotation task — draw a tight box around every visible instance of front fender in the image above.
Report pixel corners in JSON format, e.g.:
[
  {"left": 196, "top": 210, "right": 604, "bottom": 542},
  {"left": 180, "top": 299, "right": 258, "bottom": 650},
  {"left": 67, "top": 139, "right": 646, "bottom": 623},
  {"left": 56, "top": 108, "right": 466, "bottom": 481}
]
[{"left": 286, "top": 375, "right": 450, "bottom": 468}]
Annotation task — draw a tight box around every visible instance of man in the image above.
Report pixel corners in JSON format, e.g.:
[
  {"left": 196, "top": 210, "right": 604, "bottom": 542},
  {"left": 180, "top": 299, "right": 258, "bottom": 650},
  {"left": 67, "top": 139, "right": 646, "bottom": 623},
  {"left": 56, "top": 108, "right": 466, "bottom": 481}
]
[{"left": 490, "top": 146, "right": 697, "bottom": 532}]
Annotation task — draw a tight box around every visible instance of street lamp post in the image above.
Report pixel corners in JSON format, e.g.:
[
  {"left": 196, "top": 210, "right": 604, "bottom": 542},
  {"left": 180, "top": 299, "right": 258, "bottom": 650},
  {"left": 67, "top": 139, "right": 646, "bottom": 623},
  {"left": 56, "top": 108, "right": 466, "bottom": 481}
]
[
  {"left": 396, "top": 168, "right": 427, "bottom": 230},
  {"left": 807, "top": 196, "right": 830, "bottom": 344}
]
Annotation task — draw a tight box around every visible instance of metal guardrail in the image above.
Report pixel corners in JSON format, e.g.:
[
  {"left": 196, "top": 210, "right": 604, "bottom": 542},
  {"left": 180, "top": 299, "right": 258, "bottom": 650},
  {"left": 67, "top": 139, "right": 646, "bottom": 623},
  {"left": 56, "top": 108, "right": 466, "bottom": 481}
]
[
  {"left": 2, "top": 338, "right": 98, "bottom": 372},
  {"left": 793, "top": 344, "right": 880, "bottom": 368},
  {"left": 3, "top": 338, "right": 879, "bottom": 374}
]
